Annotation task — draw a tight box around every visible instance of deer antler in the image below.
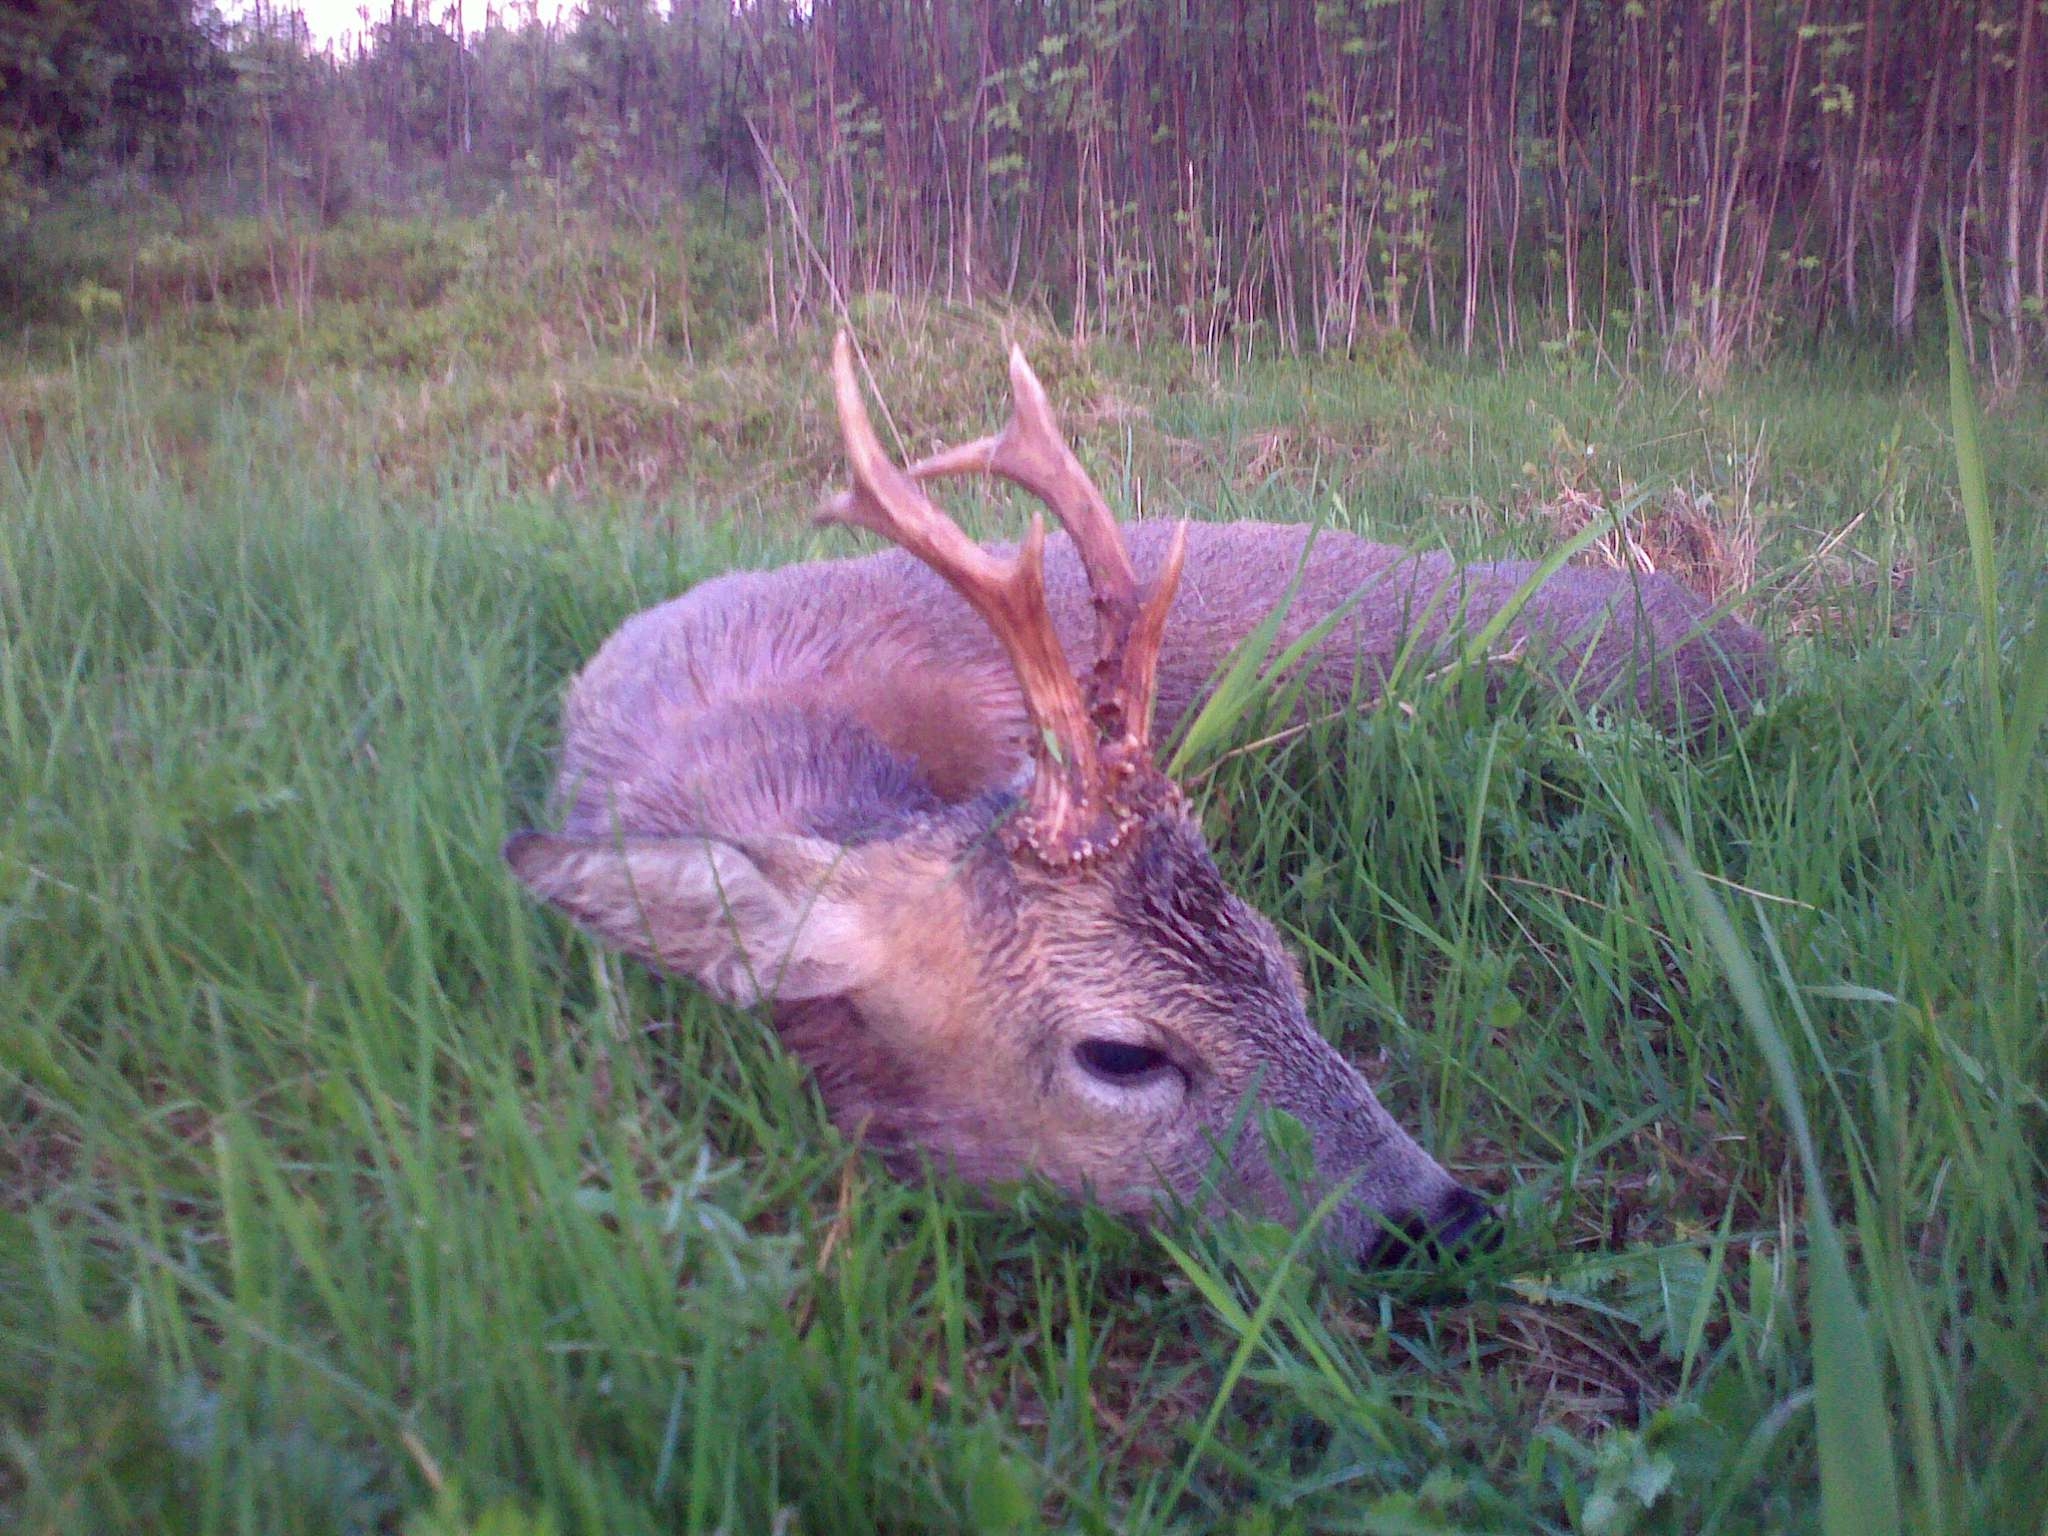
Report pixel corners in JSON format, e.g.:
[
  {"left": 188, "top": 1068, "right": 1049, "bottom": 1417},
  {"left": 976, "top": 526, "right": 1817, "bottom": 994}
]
[
  {"left": 904, "top": 347, "right": 1187, "bottom": 760},
  {"left": 820, "top": 333, "right": 1185, "bottom": 865}
]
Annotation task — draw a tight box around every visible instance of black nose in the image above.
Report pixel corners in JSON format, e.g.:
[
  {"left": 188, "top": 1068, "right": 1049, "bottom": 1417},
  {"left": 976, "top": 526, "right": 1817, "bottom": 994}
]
[{"left": 1359, "top": 1185, "right": 1501, "bottom": 1270}]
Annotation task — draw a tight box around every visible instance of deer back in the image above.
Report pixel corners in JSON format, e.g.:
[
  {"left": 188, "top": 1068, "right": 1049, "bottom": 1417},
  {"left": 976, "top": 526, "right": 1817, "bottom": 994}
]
[{"left": 553, "top": 519, "right": 1770, "bottom": 847}]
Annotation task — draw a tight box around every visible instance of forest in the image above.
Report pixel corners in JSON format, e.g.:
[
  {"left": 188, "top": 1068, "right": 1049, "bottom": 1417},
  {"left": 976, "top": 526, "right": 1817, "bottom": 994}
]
[
  {"left": 6, "top": 0, "right": 2048, "bottom": 381},
  {"left": 3, "top": 3, "right": 2046, "bottom": 1535}
]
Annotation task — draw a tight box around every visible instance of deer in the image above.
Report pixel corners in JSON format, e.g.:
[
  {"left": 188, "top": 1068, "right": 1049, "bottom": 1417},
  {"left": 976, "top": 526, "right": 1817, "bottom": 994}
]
[{"left": 505, "top": 334, "right": 1773, "bottom": 1268}]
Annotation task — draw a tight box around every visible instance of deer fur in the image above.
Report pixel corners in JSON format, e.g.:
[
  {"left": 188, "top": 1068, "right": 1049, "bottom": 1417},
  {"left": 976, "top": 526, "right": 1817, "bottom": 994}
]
[{"left": 507, "top": 342, "right": 1772, "bottom": 1266}]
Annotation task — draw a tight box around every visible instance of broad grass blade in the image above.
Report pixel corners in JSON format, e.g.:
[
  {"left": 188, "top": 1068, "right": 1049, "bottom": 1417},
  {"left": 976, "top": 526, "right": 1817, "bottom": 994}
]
[{"left": 1659, "top": 827, "right": 1903, "bottom": 1536}]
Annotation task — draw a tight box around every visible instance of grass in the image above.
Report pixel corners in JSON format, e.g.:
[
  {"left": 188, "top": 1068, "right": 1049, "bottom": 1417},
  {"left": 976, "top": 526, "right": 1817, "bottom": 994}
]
[{"left": 2, "top": 223, "right": 2046, "bottom": 1532}]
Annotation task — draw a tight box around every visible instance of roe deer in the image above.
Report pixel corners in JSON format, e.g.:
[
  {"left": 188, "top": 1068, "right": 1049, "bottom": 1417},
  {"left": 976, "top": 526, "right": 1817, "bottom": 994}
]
[{"left": 506, "top": 335, "right": 1772, "bottom": 1266}]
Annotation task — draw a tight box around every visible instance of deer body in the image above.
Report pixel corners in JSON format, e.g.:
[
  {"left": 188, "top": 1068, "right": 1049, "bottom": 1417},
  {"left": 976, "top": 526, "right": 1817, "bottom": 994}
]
[
  {"left": 554, "top": 521, "right": 1768, "bottom": 846},
  {"left": 509, "top": 340, "right": 1771, "bottom": 1266}
]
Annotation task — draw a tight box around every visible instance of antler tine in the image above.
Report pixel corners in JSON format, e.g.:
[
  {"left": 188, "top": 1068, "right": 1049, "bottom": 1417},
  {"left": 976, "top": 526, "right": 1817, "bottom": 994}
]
[
  {"left": 904, "top": 346, "right": 1186, "bottom": 755},
  {"left": 906, "top": 348, "right": 1135, "bottom": 609},
  {"left": 1121, "top": 518, "right": 1188, "bottom": 750},
  {"left": 819, "top": 334, "right": 1106, "bottom": 853},
  {"left": 905, "top": 347, "right": 1136, "bottom": 630}
]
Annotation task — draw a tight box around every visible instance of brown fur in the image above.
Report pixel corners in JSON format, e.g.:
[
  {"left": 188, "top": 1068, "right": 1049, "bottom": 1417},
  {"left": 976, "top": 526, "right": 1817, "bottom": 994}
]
[
  {"left": 556, "top": 521, "right": 1769, "bottom": 843},
  {"left": 510, "top": 510, "right": 1771, "bottom": 1264}
]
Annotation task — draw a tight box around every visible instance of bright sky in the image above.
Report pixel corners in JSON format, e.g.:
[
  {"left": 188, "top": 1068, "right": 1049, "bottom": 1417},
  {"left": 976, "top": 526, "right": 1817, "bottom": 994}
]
[{"left": 238, "top": 0, "right": 574, "bottom": 48}]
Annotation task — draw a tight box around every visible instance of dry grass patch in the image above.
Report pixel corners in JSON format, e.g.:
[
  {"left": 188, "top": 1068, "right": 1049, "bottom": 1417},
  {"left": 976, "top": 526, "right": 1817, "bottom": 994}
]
[
  {"left": 1773, "top": 512, "right": 1919, "bottom": 638},
  {"left": 1515, "top": 454, "right": 1761, "bottom": 610}
]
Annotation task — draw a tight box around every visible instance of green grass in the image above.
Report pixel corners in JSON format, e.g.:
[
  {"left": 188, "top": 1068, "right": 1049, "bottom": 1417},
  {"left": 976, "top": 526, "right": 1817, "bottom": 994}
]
[{"left": 2, "top": 284, "right": 2045, "bottom": 1533}]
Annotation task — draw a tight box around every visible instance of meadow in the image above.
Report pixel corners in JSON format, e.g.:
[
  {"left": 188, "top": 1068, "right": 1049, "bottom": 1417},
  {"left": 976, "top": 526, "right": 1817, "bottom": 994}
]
[{"left": 3, "top": 210, "right": 2045, "bottom": 1534}]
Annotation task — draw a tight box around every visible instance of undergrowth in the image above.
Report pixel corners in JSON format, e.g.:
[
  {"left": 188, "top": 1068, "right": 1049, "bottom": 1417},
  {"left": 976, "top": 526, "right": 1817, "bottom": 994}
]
[{"left": 0, "top": 247, "right": 2044, "bottom": 1533}]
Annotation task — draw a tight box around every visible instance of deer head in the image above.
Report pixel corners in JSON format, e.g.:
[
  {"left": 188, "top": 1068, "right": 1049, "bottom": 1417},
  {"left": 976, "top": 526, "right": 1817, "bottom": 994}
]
[{"left": 507, "top": 335, "right": 1495, "bottom": 1267}]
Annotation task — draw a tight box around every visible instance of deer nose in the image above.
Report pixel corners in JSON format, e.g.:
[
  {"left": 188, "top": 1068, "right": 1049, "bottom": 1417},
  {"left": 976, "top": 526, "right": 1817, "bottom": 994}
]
[{"left": 1359, "top": 1184, "right": 1501, "bottom": 1270}]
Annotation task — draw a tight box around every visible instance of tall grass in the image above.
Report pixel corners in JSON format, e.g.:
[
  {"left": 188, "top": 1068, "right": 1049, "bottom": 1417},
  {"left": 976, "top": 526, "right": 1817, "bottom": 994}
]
[{"left": 2, "top": 321, "right": 2044, "bottom": 1532}]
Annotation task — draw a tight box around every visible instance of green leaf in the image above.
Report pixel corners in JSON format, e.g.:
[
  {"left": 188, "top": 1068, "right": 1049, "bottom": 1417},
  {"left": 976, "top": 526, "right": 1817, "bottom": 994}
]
[
  {"left": 1660, "top": 828, "right": 1902, "bottom": 1536},
  {"left": 1805, "top": 1214, "right": 1903, "bottom": 1536},
  {"left": 961, "top": 1430, "right": 1038, "bottom": 1533}
]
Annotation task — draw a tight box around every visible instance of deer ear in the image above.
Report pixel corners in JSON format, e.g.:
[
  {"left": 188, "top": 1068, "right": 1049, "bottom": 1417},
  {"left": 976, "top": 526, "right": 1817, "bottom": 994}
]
[{"left": 504, "top": 830, "right": 880, "bottom": 1005}]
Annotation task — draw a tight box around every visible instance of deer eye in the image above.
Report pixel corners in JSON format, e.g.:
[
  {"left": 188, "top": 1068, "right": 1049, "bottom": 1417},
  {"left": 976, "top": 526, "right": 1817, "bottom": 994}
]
[{"left": 1074, "top": 1038, "right": 1174, "bottom": 1084}]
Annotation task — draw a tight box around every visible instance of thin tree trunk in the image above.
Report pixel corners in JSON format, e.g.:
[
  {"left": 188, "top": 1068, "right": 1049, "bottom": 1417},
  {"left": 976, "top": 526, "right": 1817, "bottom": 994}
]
[
  {"left": 2004, "top": 0, "right": 2036, "bottom": 349},
  {"left": 1843, "top": 0, "right": 1879, "bottom": 322},
  {"left": 1895, "top": 30, "right": 1945, "bottom": 336}
]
